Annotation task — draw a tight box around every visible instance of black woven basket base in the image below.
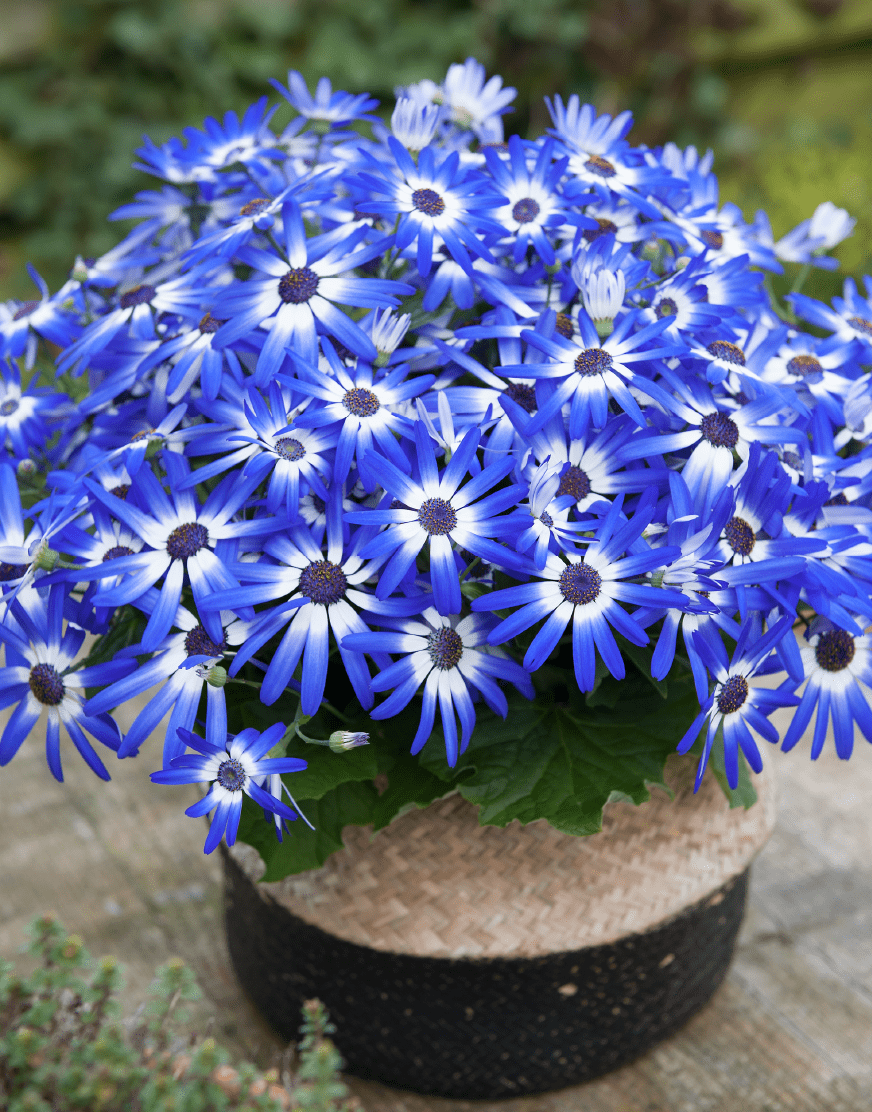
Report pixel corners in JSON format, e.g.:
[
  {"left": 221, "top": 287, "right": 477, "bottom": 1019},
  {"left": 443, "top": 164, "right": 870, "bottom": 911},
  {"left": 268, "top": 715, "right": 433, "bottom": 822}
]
[{"left": 222, "top": 848, "right": 749, "bottom": 1100}]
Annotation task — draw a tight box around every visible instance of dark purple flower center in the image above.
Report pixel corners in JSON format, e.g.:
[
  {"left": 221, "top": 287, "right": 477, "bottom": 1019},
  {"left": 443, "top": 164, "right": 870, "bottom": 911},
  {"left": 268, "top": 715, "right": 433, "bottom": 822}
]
[
  {"left": 848, "top": 316, "right": 872, "bottom": 337},
  {"left": 217, "top": 757, "right": 246, "bottom": 792},
  {"left": 785, "top": 354, "right": 821, "bottom": 377},
  {"left": 412, "top": 188, "right": 445, "bottom": 217},
  {"left": 427, "top": 627, "right": 464, "bottom": 669},
  {"left": 512, "top": 197, "right": 540, "bottom": 224},
  {"left": 700, "top": 412, "right": 739, "bottom": 449},
  {"left": 198, "top": 312, "right": 224, "bottom": 334},
  {"left": 166, "top": 522, "right": 209, "bottom": 560},
  {"left": 555, "top": 313, "right": 574, "bottom": 339},
  {"left": 279, "top": 267, "right": 319, "bottom": 304},
  {"left": 724, "top": 516, "right": 755, "bottom": 556},
  {"left": 343, "top": 388, "right": 380, "bottom": 418},
  {"left": 539, "top": 511, "right": 554, "bottom": 527},
  {"left": 0, "top": 562, "right": 26, "bottom": 581},
  {"left": 109, "top": 484, "right": 130, "bottom": 500},
  {"left": 239, "top": 197, "right": 270, "bottom": 217},
  {"left": 700, "top": 230, "right": 724, "bottom": 250},
  {"left": 825, "top": 491, "right": 848, "bottom": 506},
  {"left": 418, "top": 497, "right": 457, "bottom": 536},
  {"left": 716, "top": 674, "right": 748, "bottom": 714},
  {"left": 783, "top": 451, "right": 802, "bottom": 471},
  {"left": 502, "top": 382, "right": 537, "bottom": 414},
  {"left": 29, "top": 662, "right": 65, "bottom": 706},
  {"left": 12, "top": 300, "right": 39, "bottom": 321},
  {"left": 815, "top": 629, "right": 855, "bottom": 672},
  {"left": 583, "top": 218, "right": 618, "bottom": 242},
  {"left": 707, "top": 340, "right": 745, "bottom": 366},
  {"left": 299, "top": 560, "right": 347, "bottom": 605},
  {"left": 584, "top": 155, "right": 616, "bottom": 178},
  {"left": 559, "top": 562, "right": 602, "bottom": 605},
  {"left": 102, "top": 545, "right": 134, "bottom": 562},
  {"left": 184, "top": 624, "right": 227, "bottom": 658},
  {"left": 0, "top": 399, "right": 19, "bottom": 416},
  {"left": 311, "top": 494, "right": 326, "bottom": 514},
  {"left": 574, "top": 348, "right": 613, "bottom": 377},
  {"left": 119, "top": 284, "right": 156, "bottom": 309},
  {"left": 557, "top": 465, "right": 592, "bottom": 501},
  {"left": 656, "top": 298, "right": 678, "bottom": 319},
  {"left": 275, "top": 436, "right": 305, "bottom": 461}
]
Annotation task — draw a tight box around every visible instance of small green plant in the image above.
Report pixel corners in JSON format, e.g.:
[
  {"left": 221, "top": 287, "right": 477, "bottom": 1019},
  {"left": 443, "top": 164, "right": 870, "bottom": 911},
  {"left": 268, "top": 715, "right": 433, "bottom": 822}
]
[{"left": 0, "top": 914, "right": 360, "bottom": 1112}]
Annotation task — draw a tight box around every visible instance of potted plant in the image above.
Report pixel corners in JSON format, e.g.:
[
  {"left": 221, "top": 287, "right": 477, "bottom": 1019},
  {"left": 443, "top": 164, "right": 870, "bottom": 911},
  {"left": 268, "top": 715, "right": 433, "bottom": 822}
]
[{"left": 1, "top": 57, "right": 869, "bottom": 1099}]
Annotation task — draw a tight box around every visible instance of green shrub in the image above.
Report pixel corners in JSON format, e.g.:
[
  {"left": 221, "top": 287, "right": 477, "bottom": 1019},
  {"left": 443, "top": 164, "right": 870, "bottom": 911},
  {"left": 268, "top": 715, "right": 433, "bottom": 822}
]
[{"left": 0, "top": 913, "right": 358, "bottom": 1112}]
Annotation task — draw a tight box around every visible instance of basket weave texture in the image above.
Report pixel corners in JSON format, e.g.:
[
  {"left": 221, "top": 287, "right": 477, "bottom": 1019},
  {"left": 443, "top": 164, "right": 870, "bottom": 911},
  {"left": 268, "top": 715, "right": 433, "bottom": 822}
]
[{"left": 232, "top": 754, "right": 776, "bottom": 959}]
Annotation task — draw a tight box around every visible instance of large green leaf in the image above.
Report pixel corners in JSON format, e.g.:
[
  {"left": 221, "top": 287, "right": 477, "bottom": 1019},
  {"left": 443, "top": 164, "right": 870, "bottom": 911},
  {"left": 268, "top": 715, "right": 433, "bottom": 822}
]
[
  {"left": 420, "top": 683, "right": 702, "bottom": 835},
  {"left": 236, "top": 780, "right": 379, "bottom": 880},
  {"left": 370, "top": 748, "right": 461, "bottom": 832}
]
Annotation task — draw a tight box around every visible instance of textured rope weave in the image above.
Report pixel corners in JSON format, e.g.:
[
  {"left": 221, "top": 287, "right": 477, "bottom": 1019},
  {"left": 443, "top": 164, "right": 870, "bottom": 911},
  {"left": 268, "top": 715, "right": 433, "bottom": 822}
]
[{"left": 231, "top": 755, "right": 775, "bottom": 959}]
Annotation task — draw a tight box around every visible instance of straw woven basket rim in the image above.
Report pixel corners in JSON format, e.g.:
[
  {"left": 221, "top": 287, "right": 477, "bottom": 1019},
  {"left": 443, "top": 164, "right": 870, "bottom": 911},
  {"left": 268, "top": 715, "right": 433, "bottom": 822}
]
[{"left": 230, "top": 753, "right": 776, "bottom": 959}]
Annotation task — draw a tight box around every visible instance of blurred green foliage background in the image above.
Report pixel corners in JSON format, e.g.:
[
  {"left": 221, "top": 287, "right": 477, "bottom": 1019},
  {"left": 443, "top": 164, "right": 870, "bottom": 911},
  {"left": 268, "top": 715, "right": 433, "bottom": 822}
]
[{"left": 0, "top": 0, "right": 870, "bottom": 303}]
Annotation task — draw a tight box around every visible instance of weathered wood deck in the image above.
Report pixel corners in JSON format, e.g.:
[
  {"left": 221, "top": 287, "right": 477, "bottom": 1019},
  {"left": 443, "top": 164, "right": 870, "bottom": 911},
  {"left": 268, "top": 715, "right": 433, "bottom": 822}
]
[{"left": 2, "top": 697, "right": 872, "bottom": 1111}]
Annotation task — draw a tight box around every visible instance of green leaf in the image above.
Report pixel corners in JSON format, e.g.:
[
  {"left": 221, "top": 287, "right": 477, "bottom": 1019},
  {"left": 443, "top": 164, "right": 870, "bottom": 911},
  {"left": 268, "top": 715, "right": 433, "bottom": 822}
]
[
  {"left": 370, "top": 748, "right": 465, "bottom": 832},
  {"left": 420, "top": 683, "right": 700, "bottom": 835},
  {"left": 236, "top": 780, "right": 378, "bottom": 880}
]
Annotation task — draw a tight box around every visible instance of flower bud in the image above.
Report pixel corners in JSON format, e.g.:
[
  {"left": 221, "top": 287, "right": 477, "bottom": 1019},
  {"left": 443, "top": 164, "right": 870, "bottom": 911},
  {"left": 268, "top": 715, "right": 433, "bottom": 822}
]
[{"left": 329, "top": 730, "right": 370, "bottom": 752}]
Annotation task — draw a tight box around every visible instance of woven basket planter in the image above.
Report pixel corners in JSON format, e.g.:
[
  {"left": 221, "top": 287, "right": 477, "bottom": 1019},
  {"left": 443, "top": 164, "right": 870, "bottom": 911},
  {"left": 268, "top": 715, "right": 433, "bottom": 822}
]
[{"left": 223, "top": 754, "right": 776, "bottom": 1099}]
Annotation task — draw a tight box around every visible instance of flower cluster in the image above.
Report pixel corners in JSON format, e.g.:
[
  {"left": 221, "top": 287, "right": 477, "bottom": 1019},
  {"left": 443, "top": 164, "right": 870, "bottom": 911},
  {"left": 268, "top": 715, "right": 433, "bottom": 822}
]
[{"left": 2, "top": 59, "right": 870, "bottom": 857}]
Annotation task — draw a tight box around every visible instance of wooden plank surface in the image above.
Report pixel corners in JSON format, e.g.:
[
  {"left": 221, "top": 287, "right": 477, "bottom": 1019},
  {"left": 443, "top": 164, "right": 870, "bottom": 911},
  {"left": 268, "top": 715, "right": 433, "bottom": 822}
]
[{"left": 2, "top": 698, "right": 872, "bottom": 1111}]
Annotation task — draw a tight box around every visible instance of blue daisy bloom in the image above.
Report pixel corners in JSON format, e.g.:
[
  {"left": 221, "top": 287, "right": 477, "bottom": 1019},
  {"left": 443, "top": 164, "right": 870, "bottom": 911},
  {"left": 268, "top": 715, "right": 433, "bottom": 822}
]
[
  {"left": 83, "top": 588, "right": 239, "bottom": 764},
  {"left": 150, "top": 722, "right": 307, "bottom": 854},
  {"left": 57, "top": 264, "right": 217, "bottom": 375},
  {"left": 135, "top": 310, "right": 248, "bottom": 404},
  {"left": 789, "top": 276, "right": 872, "bottom": 357},
  {"left": 286, "top": 341, "right": 434, "bottom": 492},
  {"left": 75, "top": 456, "right": 280, "bottom": 651},
  {"left": 544, "top": 96, "right": 670, "bottom": 218},
  {"left": 771, "top": 201, "right": 855, "bottom": 270},
  {"left": 781, "top": 615, "right": 872, "bottom": 760},
  {"left": 354, "top": 139, "right": 507, "bottom": 277},
  {"left": 676, "top": 616, "right": 800, "bottom": 790},
  {"left": 440, "top": 57, "right": 517, "bottom": 139},
  {"left": 347, "top": 421, "right": 526, "bottom": 615},
  {"left": 634, "top": 255, "right": 735, "bottom": 339},
  {"left": 0, "top": 585, "right": 134, "bottom": 781},
  {"left": 483, "top": 136, "right": 580, "bottom": 266},
  {"left": 503, "top": 307, "right": 686, "bottom": 438},
  {"left": 270, "top": 71, "right": 379, "bottom": 128},
  {"left": 199, "top": 488, "right": 422, "bottom": 713},
  {"left": 212, "top": 199, "right": 413, "bottom": 381},
  {"left": 473, "top": 493, "right": 686, "bottom": 691},
  {"left": 342, "top": 608, "right": 534, "bottom": 767},
  {"left": 1, "top": 265, "right": 81, "bottom": 363},
  {"left": 507, "top": 458, "right": 593, "bottom": 569},
  {"left": 184, "top": 380, "right": 334, "bottom": 519},
  {"left": 0, "top": 360, "right": 68, "bottom": 462}
]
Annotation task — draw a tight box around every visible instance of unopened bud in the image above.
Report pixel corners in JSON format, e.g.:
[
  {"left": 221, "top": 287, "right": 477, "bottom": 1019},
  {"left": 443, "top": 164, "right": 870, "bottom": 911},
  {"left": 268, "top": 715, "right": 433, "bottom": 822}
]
[
  {"left": 544, "top": 262, "right": 562, "bottom": 277},
  {"left": 329, "top": 730, "right": 370, "bottom": 753},
  {"left": 17, "top": 458, "right": 36, "bottom": 477},
  {"left": 33, "top": 543, "right": 60, "bottom": 572},
  {"left": 594, "top": 318, "right": 614, "bottom": 339},
  {"left": 204, "top": 665, "right": 228, "bottom": 688}
]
